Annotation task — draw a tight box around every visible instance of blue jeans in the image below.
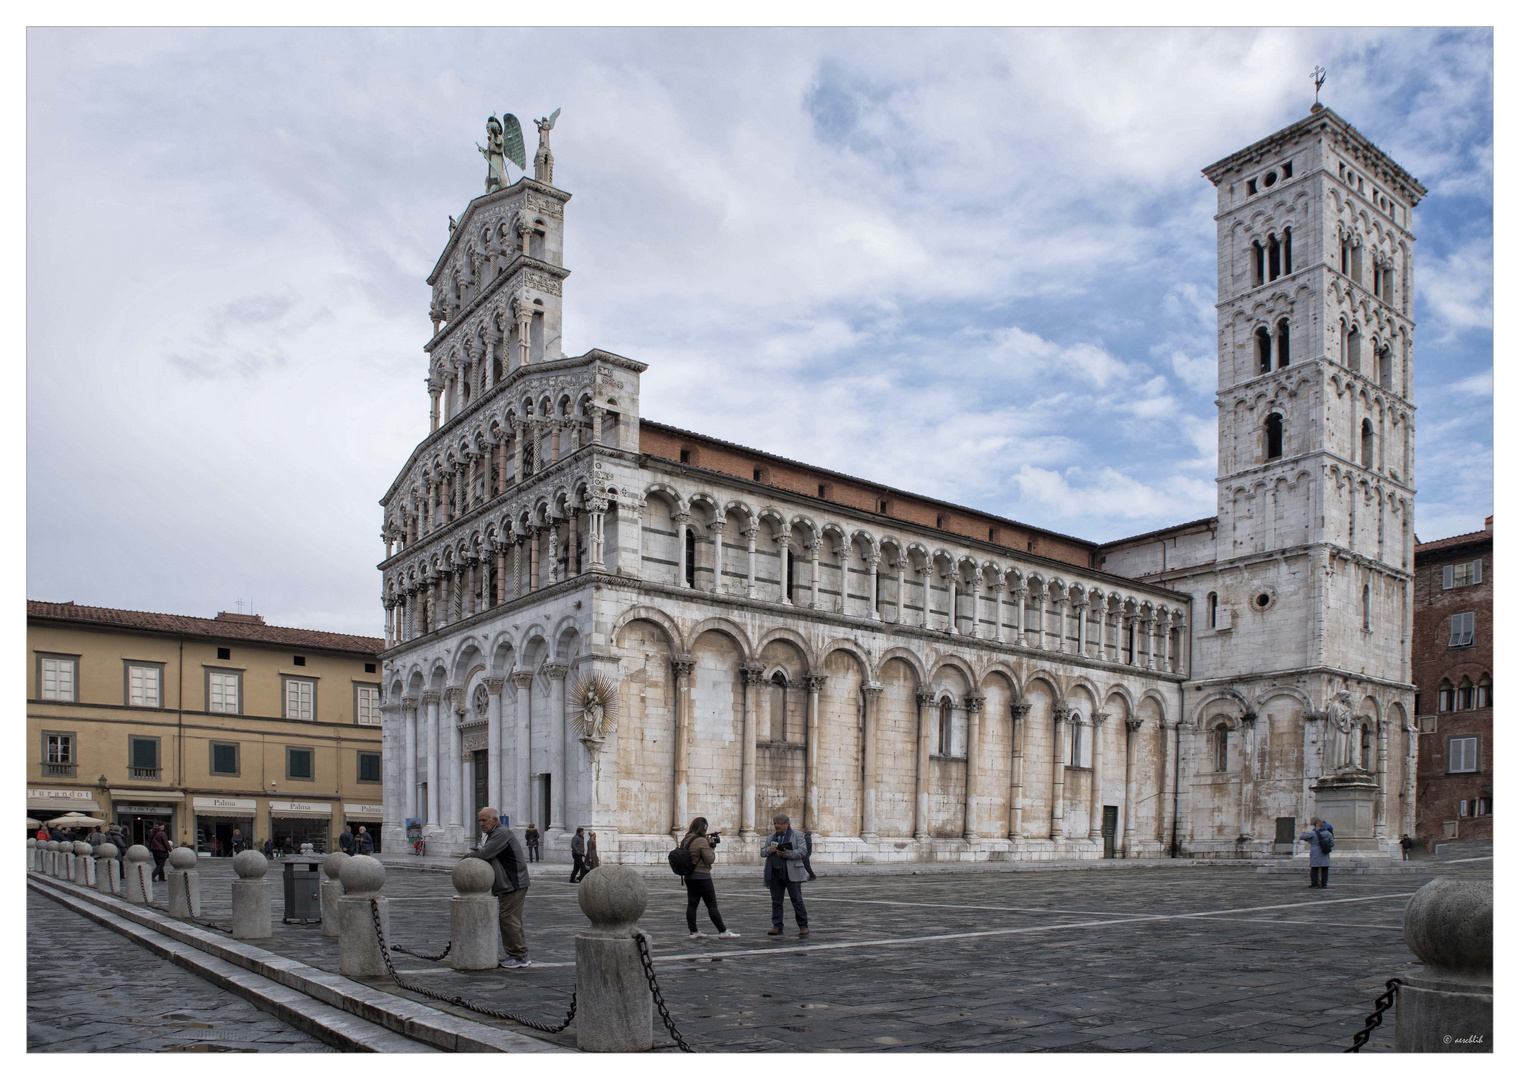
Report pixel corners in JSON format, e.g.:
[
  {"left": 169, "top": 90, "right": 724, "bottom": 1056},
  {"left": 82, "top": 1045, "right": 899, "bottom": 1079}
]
[{"left": 768, "top": 878, "right": 808, "bottom": 928}]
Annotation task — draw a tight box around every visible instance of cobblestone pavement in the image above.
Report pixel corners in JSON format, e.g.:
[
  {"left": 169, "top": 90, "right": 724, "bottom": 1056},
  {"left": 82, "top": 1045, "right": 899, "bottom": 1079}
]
[
  {"left": 137, "top": 853, "right": 1489, "bottom": 1052},
  {"left": 27, "top": 890, "right": 333, "bottom": 1053}
]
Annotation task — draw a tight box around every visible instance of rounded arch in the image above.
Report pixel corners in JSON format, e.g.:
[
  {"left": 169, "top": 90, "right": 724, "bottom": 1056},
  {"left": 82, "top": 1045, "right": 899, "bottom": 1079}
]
[
  {"left": 817, "top": 638, "right": 871, "bottom": 679},
  {"left": 1190, "top": 689, "right": 1249, "bottom": 727},
  {"left": 610, "top": 605, "right": 684, "bottom": 654},
  {"left": 873, "top": 645, "right": 927, "bottom": 685},
  {"left": 975, "top": 658, "right": 1022, "bottom": 698},
  {"left": 687, "top": 616, "right": 754, "bottom": 661}
]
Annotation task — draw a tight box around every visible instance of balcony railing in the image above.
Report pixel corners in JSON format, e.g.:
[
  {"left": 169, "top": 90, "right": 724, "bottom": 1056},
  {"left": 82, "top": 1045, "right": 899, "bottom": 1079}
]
[
  {"left": 42, "top": 762, "right": 77, "bottom": 777},
  {"left": 128, "top": 766, "right": 161, "bottom": 780}
]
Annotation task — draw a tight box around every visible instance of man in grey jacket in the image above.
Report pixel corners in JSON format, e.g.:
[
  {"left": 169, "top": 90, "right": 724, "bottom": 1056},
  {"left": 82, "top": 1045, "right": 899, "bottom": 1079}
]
[
  {"left": 762, "top": 814, "right": 810, "bottom": 937},
  {"left": 468, "top": 808, "right": 533, "bottom": 968}
]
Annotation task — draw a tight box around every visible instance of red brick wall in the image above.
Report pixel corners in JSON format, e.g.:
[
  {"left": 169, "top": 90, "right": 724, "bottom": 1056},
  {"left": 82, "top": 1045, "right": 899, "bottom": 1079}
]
[
  {"left": 1411, "top": 532, "right": 1492, "bottom": 847},
  {"left": 638, "top": 423, "right": 1095, "bottom": 570}
]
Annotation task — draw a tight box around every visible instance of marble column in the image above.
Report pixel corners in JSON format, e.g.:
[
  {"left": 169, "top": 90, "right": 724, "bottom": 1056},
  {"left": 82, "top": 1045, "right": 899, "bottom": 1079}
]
[
  {"left": 675, "top": 512, "right": 691, "bottom": 588},
  {"left": 670, "top": 658, "right": 695, "bottom": 835},
  {"left": 447, "top": 689, "right": 465, "bottom": 838},
  {"left": 867, "top": 553, "right": 881, "bottom": 620},
  {"left": 1122, "top": 718, "right": 1142, "bottom": 856},
  {"left": 544, "top": 664, "right": 568, "bottom": 832},
  {"left": 1012, "top": 588, "right": 1028, "bottom": 647},
  {"left": 1033, "top": 592, "right": 1047, "bottom": 650},
  {"left": 1176, "top": 721, "right": 1196, "bottom": 850},
  {"left": 380, "top": 702, "right": 401, "bottom": 845},
  {"left": 486, "top": 677, "right": 505, "bottom": 817},
  {"left": 423, "top": 691, "right": 441, "bottom": 830},
  {"left": 1375, "top": 718, "right": 1390, "bottom": 838},
  {"left": 778, "top": 527, "right": 792, "bottom": 604},
  {"left": 894, "top": 559, "right": 906, "bottom": 623},
  {"left": 1239, "top": 712, "right": 1257, "bottom": 839},
  {"left": 1050, "top": 706, "right": 1070, "bottom": 839},
  {"left": 744, "top": 526, "right": 758, "bottom": 598},
  {"left": 710, "top": 517, "right": 725, "bottom": 594},
  {"left": 804, "top": 673, "right": 826, "bottom": 830},
  {"left": 1074, "top": 600, "right": 1088, "bottom": 656},
  {"left": 1055, "top": 596, "right": 1070, "bottom": 653},
  {"left": 740, "top": 664, "right": 764, "bottom": 837},
  {"left": 861, "top": 684, "right": 882, "bottom": 841},
  {"left": 968, "top": 575, "right": 981, "bottom": 638},
  {"left": 963, "top": 692, "right": 984, "bottom": 840},
  {"left": 946, "top": 573, "right": 959, "bottom": 634},
  {"left": 992, "top": 580, "right": 1006, "bottom": 642},
  {"left": 808, "top": 540, "right": 822, "bottom": 609},
  {"left": 511, "top": 672, "right": 534, "bottom": 830},
  {"left": 402, "top": 696, "right": 419, "bottom": 823},
  {"left": 529, "top": 528, "right": 541, "bottom": 591},
  {"left": 914, "top": 688, "right": 934, "bottom": 840},
  {"left": 588, "top": 499, "right": 608, "bottom": 571},
  {"left": 1160, "top": 720, "right": 1178, "bottom": 851},
  {"left": 1088, "top": 711, "right": 1108, "bottom": 843},
  {"left": 1009, "top": 702, "right": 1031, "bottom": 839}
]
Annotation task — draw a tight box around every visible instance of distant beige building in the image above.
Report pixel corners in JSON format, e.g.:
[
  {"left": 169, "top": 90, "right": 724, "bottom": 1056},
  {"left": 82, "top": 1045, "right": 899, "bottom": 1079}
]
[{"left": 27, "top": 601, "right": 383, "bottom": 853}]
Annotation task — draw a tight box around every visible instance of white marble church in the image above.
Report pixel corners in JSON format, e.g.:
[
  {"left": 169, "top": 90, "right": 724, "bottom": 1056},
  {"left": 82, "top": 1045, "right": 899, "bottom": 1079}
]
[{"left": 375, "top": 103, "right": 1421, "bottom": 866}]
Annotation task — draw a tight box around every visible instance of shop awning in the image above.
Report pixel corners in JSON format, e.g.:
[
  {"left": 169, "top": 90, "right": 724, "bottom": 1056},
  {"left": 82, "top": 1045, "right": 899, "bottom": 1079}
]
[
  {"left": 26, "top": 788, "right": 102, "bottom": 812},
  {"left": 342, "top": 803, "right": 384, "bottom": 819},
  {"left": 269, "top": 800, "right": 332, "bottom": 818},
  {"left": 109, "top": 788, "right": 185, "bottom": 802}
]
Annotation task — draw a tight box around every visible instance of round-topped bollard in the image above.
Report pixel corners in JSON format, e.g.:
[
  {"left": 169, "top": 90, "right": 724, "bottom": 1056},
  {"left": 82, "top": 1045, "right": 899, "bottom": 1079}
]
[
  {"left": 338, "top": 855, "right": 389, "bottom": 978},
  {"left": 231, "top": 850, "right": 272, "bottom": 940},
  {"left": 123, "top": 845, "right": 153, "bottom": 905},
  {"left": 319, "top": 852, "right": 350, "bottom": 937},
  {"left": 94, "top": 843, "right": 120, "bottom": 894},
  {"left": 166, "top": 847, "right": 201, "bottom": 919},
  {"left": 575, "top": 863, "right": 652, "bottom": 1052},
  {"left": 448, "top": 857, "right": 500, "bottom": 970},
  {"left": 72, "top": 842, "right": 93, "bottom": 886},
  {"left": 1396, "top": 878, "right": 1492, "bottom": 1052},
  {"left": 44, "top": 840, "right": 60, "bottom": 878},
  {"left": 27, "top": 837, "right": 38, "bottom": 873}
]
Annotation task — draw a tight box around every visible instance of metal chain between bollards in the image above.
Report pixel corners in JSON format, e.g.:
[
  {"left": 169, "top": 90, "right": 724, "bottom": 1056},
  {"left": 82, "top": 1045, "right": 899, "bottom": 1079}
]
[
  {"left": 1345, "top": 978, "right": 1403, "bottom": 1053},
  {"left": 368, "top": 899, "right": 575, "bottom": 1033},
  {"left": 148, "top": 871, "right": 233, "bottom": 935},
  {"left": 391, "top": 939, "right": 452, "bottom": 962},
  {"left": 634, "top": 929, "right": 694, "bottom": 1053}
]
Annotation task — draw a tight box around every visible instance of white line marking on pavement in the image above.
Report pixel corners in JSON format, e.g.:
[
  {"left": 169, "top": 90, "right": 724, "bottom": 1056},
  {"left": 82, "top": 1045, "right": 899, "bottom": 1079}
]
[{"left": 1442, "top": 856, "right": 1493, "bottom": 863}]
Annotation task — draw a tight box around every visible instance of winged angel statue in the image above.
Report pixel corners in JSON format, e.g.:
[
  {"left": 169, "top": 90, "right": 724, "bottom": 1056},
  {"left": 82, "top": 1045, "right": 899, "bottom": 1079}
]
[{"left": 478, "top": 113, "right": 527, "bottom": 194}]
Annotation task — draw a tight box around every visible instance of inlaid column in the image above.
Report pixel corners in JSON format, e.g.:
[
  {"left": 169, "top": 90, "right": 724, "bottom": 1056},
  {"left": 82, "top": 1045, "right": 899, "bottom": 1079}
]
[
  {"left": 486, "top": 677, "right": 505, "bottom": 816},
  {"left": 402, "top": 696, "right": 419, "bottom": 822},
  {"left": 1145, "top": 616, "right": 1158, "bottom": 670},
  {"left": 429, "top": 387, "right": 441, "bottom": 432},
  {"left": 495, "top": 439, "right": 507, "bottom": 495},
  {"left": 494, "top": 546, "right": 506, "bottom": 605},
  {"left": 547, "top": 521, "right": 560, "bottom": 586},
  {"left": 867, "top": 553, "right": 881, "bottom": 620},
  {"left": 1032, "top": 591, "right": 1046, "bottom": 649},
  {"left": 1239, "top": 712, "right": 1256, "bottom": 839},
  {"left": 1074, "top": 599, "right": 1088, "bottom": 655},
  {"left": 511, "top": 672, "right": 534, "bottom": 830},
  {"left": 963, "top": 692, "right": 985, "bottom": 840},
  {"left": 588, "top": 499, "right": 607, "bottom": 571},
  {"left": 744, "top": 526, "right": 758, "bottom": 598},
  {"left": 544, "top": 664, "right": 568, "bottom": 832},
  {"left": 529, "top": 528, "right": 541, "bottom": 591},
  {"left": 895, "top": 560, "right": 906, "bottom": 623},
  {"left": 515, "top": 301, "right": 531, "bottom": 368},
  {"left": 670, "top": 658, "right": 695, "bottom": 835},
  {"left": 968, "top": 574, "right": 981, "bottom": 637},
  {"left": 808, "top": 539, "right": 822, "bottom": 609},
  {"left": 778, "top": 527, "right": 792, "bottom": 603},
  {"left": 423, "top": 690, "right": 441, "bottom": 829},
  {"left": 511, "top": 428, "right": 524, "bottom": 482},
  {"left": 468, "top": 453, "right": 480, "bottom": 509},
  {"left": 914, "top": 689, "right": 935, "bottom": 840},
  {"left": 804, "top": 673, "right": 826, "bottom": 830},
  {"left": 1088, "top": 711, "right": 1108, "bottom": 843},
  {"left": 861, "top": 684, "right": 882, "bottom": 841},
  {"left": 1050, "top": 706, "right": 1070, "bottom": 839},
  {"left": 710, "top": 517, "right": 725, "bottom": 593},
  {"left": 589, "top": 406, "right": 604, "bottom": 446},
  {"left": 740, "top": 664, "right": 764, "bottom": 837},
  {"left": 675, "top": 512, "right": 691, "bottom": 588},
  {"left": 992, "top": 580, "right": 1006, "bottom": 642},
  {"left": 1122, "top": 718, "right": 1142, "bottom": 856},
  {"left": 946, "top": 572, "right": 959, "bottom": 634},
  {"left": 447, "top": 689, "right": 465, "bottom": 834},
  {"left": 567, "top": 509, "right": 579, "bottom": 577},
  {"left": 1375, "top": 718, "right": 1389, "bottom": 837},
  {"left": 1160, "top": 719, "right": 1178, "bottom": 850},
  {"left": 1009, "top": 702, "right": 1031, "bottom": 839},
  {"left": 1054, "top": 596, "right": 1070, "bottom": 653},
  {"left": 1012, "top": 588, "right": 1027, "bottom": 647}
]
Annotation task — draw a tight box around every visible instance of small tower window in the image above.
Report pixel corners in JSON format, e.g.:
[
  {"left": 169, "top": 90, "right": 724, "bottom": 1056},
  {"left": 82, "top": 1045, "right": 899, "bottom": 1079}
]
[
  {"left": 684, "top": 528, "right": 696, "bottom": 588},
  {"left": 1282, "top": 160, "right": 1293, "bottom": 179},
  {"left": 1246, "top": 177, "right": 1258, "bottom": 196},
  {"left": 1256, "top": 327, "right": 1272, "bottom": 374},
  {"left": 1267, "top": 233, "right": 1281, "bottom": 281},
  {"left": 1282, "top": 226, "right": 1292, "bottom": 272},
  {"left": 1251, "top": 241, "right": 1264, "bottom": 287},
  {"left": 1361, "top": 418, "right": 1374, "bottom": 468},
  {"left": 679, "top": 447, "right": 691, "bottom": 464},
  {"left": 1347, "top": 326, "right": 1361, "bottom": 372},
  {"left": 1362, "top": 581, "right": 1372, "bottom": 630},
  {"left": 785, "top": 549, "right": 795, "bottom": 602},
  {"left": 1341, "top": 238, "right": 1351, "bottom": 276},
  {"left": 1212, "top": 725, "right": 1228, "bottom": 772},
  {"left": 1276, "top": 318, "right": 1290, "bottom": 369},
  {"left": 818, "top": 483, "right": 831, "bottom": 500},
  {"left": 1265, "top": 414, "right": 1284, "bottom": 460},
  {"left": 936, "top": 514, "right": 948, "bottom": 529},
  {"left": 753, "top": 466, "right": 764, "bottom": 482},
  {"left": 1350, "top": 244, "right": 1363, "bottom": 285},
  {"left": 1069, "top": 718, "right": 1083, "bottom": 767},
  {"left": 1378, "top": 346, "right": 1392, "bottom": 389},
  {"left": 1207, "top": 592, "right": 1218, "bottom": 628},
  {"left": 988, "top": 526, "right": 999, "bottom": 543},
  {"left": 878, "top": 498, "right": 891, "bottom": 515},
  {"left": 938, "top": 700, "right": 953, "bottom": 756}
]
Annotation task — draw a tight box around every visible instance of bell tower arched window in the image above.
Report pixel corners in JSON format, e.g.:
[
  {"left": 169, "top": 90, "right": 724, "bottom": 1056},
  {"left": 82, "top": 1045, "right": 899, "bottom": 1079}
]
[
  {"left": 1282, "top": 226, "right": 1292, "bottom": 273},
  {"left": 684, "top": 527, "right": 696, "bottom": 588},
  {"left": 1378, "top": 345, "right": 1392, "bottom": 389},
  {"left": 1265, "top": 413, "right": 1284, "bottom": 460},
  {"left": 1347, "top": 326, "right": 1362, "bottom": 372},
  {"left": 1251, "top": 241, "right": 1265, "bottom": 287},
  {"left": 938, "top": 700, "right": 952, "bottom": 756},
  {"left": 1362, "top": 582, "right": 1372, "bottom": 630},
  {"left": 1256, "top": 327, "right": 1272, "bottom": 374},
  {"left": 1267, "top": 233, "right": 1281, "bottom": 281},
  {"left": 1276, "top": 318, "right": 1290, "bottom": 368},
  {"left": 1361, "top": 419, "right": 1374, "bottom": 468}
]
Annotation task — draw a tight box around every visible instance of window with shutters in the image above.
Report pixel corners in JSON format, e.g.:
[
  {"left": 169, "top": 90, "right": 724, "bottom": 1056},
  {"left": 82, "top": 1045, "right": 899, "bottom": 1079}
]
[
  {"left": 1456, "top": 677, "right": 1474, "bottom": 711},
  {"left": 286, "top": 746, "right": 315, "bottom": 781},
  {"left": 284, "top": 677, "right": 316, "bottom": 720},
  {"left": 355, "top": 684, "right": 382, "bottom": 726},
  {"left": 207, "top": 670, "right": 241, "bottom": 714},
  {"left": 358, "top": 751, "right": 382, "bottom": 783},
  {"left": 37, "top": 655, "right": 77, "bottom": 701},
  {"left": 1446, "top": 736, "right": 1478, "bottom": 774},
  {"left": 1442, "top": 559, "right": 1482, "bottom": 589},
  {"left": 1437, "top": 680, "right": 1454, "bottom": 712},
  {"left": 42, "top": 731, "right": 76, "bottom": 776},
  {"left": 128, "top": 736, "right": 160, "bottom": 778},
  {"left": 126, "top": 663, "right": 163, "bottom": 708},
  {"left": 210, "top": 742, "right": 239, "bottom": 776},
  {"left": 1448, "top": 611, "right": 1476, "bottom": 648}
]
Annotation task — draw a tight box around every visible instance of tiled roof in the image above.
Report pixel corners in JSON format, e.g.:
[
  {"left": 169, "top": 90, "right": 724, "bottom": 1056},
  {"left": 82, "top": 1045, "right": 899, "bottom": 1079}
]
[
  {"left": 1414, "top": 529, "right": 1492, "bottom": 556},
  {"left": 27, "top": 601, "right": 383, "bottom": 655}
]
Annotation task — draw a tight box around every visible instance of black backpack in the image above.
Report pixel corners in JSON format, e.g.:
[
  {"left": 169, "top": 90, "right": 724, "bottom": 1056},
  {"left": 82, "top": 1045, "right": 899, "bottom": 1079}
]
[
  {"left": 1318, "top": 829, "right": 1334, "bottom": 855},
  {"left": 667, "top": 839, "right": 695, "bottom": 877}
]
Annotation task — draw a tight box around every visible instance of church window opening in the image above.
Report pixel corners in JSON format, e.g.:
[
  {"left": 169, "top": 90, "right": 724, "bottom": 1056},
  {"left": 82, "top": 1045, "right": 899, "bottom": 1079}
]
[
  {"left": 1476, "top": 675, "right": 1492, "bottom": 708},
  {"left": 818, "top": 483, "right": 830, "bottom": 500},
  {"left": 1378, "top": 346, "right": 1392, "bottom": 389},
  {"left": 1265, "top": 413, "right": 1283, "bottom": 460},
  {"left": 938, "top": 700, "right": 952, "bottom": 756},
  {"left": 1362, "top": 583, "right": 1372, "bottom": 630},
  {"left": 1383, "top": 266, "right": 1394, "bottom": 301},
  {"left": 1263, "top": 169, "right": 1277, "bottom": 188},
  {"left": 1342, "top": 238, "right": 1351, "bottom": 275},
  {"left": 1276, "top": 318, "right": 1290, "bottom": 368},
  {"left": 1211, "top": 725, "right": 1228, "bottom": 772},
  {"left": 1246, "top": 178, "right": 1258, "bottom": 196},
  {"left": 1256, "top": 327, "right": 1272, "bottom": 374},
  {"left": 1350, "top": 244, "right": 1363, "bottom": 285},
  {"left": 988, "top": 526, "right": 999, "bottom": 543},
  {"left": 769, "top": 673, "right": 789, "bottom": 742},
  {"left": 1360, "top": 724, "right": 1373, "bottom": 769},
  {"left": 878, "top": 498, "right": 891, "bottom": 515},
  {"left": 1347, "top": 326, "right": 1361, "bottom": 372},
  {"left": 1069, "top": 718, "right": 1083, "bottom": 767},
  {"left": 1251, "top": 241, "right": 1264, "bottom": 287},
  {"left": 936, "top": 514, "right": 948, "bottom": 529},
  {"left": 679, "top": 447, "right": 691, "bottom": 464},
  {"left": 684, "top": 528, "right": 696, "bottom": 588},
  {"left": 1207, "top": 592, "right": 1218, "bottom": 628},
  {"left": 1267, "top": 234, "right": 1281, "bottom": 280},
  {"left": 1437, "top": 680, "right": 1454, "bottom": 712},
  {"left": 1282, "top": 160, "right": 1293, "bottom": 179},
  {"left": 1361, "top": 418, "right": 1374, "bottom": 468},
  {"left": 1282, "top": 227, "right": 1292, "bottom": 273},
  {"left": 785, "top": 549, "right": 796, "bottom": 602}
]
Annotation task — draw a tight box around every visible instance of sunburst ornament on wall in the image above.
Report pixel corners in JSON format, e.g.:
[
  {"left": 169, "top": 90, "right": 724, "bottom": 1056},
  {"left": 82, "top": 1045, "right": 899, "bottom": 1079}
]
[{"left": 568, "top": 672, "right": 618, "bottom": 741}]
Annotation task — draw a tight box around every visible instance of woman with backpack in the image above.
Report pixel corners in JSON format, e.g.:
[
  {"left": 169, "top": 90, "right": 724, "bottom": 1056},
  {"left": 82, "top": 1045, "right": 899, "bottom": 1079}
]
[
  {"left": 676, "top": 817, "right": 739, "bottom": 940},
  {"left": 1299, "top": 816, "right": 1334, "bottom": 888}
]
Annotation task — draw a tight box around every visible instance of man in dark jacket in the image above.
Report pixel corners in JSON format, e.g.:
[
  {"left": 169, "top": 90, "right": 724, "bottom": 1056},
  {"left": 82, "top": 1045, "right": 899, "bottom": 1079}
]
[
  {"left": 762, "top": 814, "right": 810, "bottom": 936},
  {"left": 148, "top": 825, "right": 172, "bottom": 881},
  {"left": 569, "top": 827, "right": 587, "bottom": 882},
  {"left": 356, "top": 826, "right": 374, "bottom": 854},
  {"left": 524, "top": 823, "right": 541, "bottom": 862},
  {"left": 468, "top": 808, "right": 533, "bottom": 968},
  {"left": 337, "top": 827, "right": 355, "bottom": 855}
]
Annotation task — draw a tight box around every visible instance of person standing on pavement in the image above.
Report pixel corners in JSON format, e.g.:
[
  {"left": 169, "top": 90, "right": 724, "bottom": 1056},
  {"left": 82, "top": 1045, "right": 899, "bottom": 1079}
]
[
  {"left": 148, "top": 824, "right": 172, "bottom": 881},
  {"left": 1400, "top": 833, "right": 1415, "bottom": 860},
  {"left": 337, "top": 826, "right": 355, "bottom": 855},
  {"left": 357, "top": 826, "right": 374, "bottom": 854},
  {"left": 230, "top": 829, "right": 246, "bottom": 855},
  {"left": 801, "top": 828, "right": 817, "bottom": 881},
  {"left": 524, "top": 823, "right": 541, "bottom": 862},
  {"left": 1299, "top": 816, "right": 1333, "bottom": 888},
  {"left": 86, "top": 826, "right": 106, "bottom": 849},
  {"left": 468, "top": 807, "right": 533, "bottom": 969},
  {"left": 584, "top": 831, "right": 600, "bottom": 872},
  {"left": 569, "top": 827, "right": 587, "bottom": 882},
  {"left": 681, "top": 817, "right": 739, "bottom": 940},
  {"left": 762, "top": 813, "right": 810, "bottom": 937}
]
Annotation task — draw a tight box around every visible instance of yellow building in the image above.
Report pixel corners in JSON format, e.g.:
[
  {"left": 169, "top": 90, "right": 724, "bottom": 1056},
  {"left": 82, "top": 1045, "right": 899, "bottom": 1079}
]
[{"left": 27, "top": 601, "right": 384, "bottom": 854}]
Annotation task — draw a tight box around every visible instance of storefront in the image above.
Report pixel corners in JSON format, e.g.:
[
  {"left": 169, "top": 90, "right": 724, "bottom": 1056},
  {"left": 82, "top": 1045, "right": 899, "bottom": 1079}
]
[
  {"left": 113, "top": 802, "right": 178, "bottom": 846},
  {"left": 269, "top": 800, "right": 332, "bottom": 854},
  {"left": 193, "top": 796, "right": 258, "bottom": 856},
  {"left": 342, "top": 803, "right": 384, "bottom": 852},
  {"left": 26, "top": 787, "right": 104, "bottom": 834}
]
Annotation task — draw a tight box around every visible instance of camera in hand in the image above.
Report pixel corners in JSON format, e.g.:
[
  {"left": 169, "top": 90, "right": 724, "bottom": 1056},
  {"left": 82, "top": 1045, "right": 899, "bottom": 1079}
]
[{"left": 708, "top": 832, "right": 721, "bottom": 846}]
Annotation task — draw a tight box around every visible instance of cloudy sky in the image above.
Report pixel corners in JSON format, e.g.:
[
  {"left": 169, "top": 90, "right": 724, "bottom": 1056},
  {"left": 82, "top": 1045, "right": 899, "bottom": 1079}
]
[{"left": 26, "top": 27, "right": 1493, "bottom": 636}]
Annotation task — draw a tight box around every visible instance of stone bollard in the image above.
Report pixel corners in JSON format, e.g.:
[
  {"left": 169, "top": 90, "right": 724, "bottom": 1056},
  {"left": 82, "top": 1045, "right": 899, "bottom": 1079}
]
[
  {"left": 94, "top": 844, "right": 120, "bottom": 895},
  {"left": 320, "top": 852, "right": 349, "bottom": 938},
  {"left": 449, "top": 857, "right": 501, "bottom": 970},
  {"left": 26, "top": 838, "right": 36, "bottom": 873},
  {"left": 123, "top": 845, "right": 154, "bottom": 905},
  {"left": 1396, "top": 878, "right": 1492, "bottom": 1052},
  {"left": 575, "top": 864, "right": 653, "bottom": 1052},
  {"left": 44, "top": 840, "right": 61, "bottom": 878},
  {"left": 231, "top": 851, "right": 272, "bottom": 939},
  {"left": 73, "top": 842, "right": 94, "bottom": 887},
  {"left": 339, "top": 855, "right": 390, "bottom": 978},
  {"left": 166, "top": 847, "right": 201, "bottom": 919}
]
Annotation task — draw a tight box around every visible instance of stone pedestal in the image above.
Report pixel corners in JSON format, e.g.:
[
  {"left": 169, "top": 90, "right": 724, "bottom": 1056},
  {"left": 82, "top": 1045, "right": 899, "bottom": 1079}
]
[
  {"left": 574, "top": 864, "right": 653, "bottom": 1052},
  {"left": 339, "top": 855, "right": 390, "bottom": 978},
  {"left": 166, "top": 848, "right": 201, "bottom": 918},
  {"left": 449, "top": 858, "right": 500, "bottom": 970},
  {"left": 94, "top": 845, "right": 120, "bottom": 895},
  {"left": 231, "top": 850, "right": 272, "bottom": 939},
  {"left": 72, "top": 842, "right": 92, "bottom": 886},
  {"left": 321, "top": 853, "right": 349, "bottom": 938},
  {"left": 1311, "top": 767, "right": 1381, "bottom": 855},
  {"left": 123, "top": 845, "right": 153, "bottom": 905},
  {"left": 1396, "top": 879, "right": 1492, "bottom": 1052},
  {"left": 26, "top": 838, "right": 36, "bottom": 873}
]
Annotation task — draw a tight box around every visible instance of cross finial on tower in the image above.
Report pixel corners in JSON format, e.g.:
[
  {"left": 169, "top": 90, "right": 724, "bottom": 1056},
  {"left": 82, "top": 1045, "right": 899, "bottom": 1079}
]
[{"left": 1312, "top": 66, "right": 1327, "bottom": 110}]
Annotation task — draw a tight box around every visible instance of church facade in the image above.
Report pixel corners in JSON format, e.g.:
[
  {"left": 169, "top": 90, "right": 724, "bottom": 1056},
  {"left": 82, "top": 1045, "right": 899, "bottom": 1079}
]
[{"left": 375, "top": 104, "right": 1421, "bottom": 866}]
